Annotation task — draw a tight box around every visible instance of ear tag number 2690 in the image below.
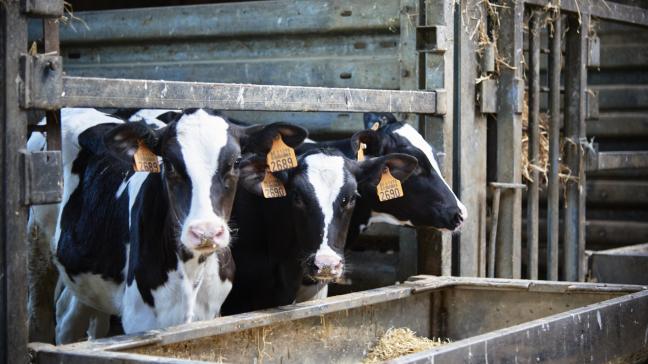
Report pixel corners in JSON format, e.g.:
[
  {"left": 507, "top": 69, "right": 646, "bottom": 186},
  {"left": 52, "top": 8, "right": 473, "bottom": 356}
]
[
  {"left": 267, "top": 135, "right": 297, "bottom": 172},
  {"left": 376, "top": 167, "right": 404, "bottom": 202}
]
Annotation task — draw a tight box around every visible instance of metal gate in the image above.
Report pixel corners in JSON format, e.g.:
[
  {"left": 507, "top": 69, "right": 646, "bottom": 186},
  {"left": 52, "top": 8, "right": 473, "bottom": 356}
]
[{"left": 2, "top": 0, "right": 648, "bottom": 362}]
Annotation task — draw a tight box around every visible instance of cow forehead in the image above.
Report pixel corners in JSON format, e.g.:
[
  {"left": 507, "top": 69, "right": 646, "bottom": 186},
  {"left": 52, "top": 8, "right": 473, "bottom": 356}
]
[
  {"left": 393, "top": 123, "right": 442, "bottom": 176},
  {"left": 175, "top": 110, "right": 230, "bottom": 179},
  {"left": 304, "top": 155, "right": 347, "bottom": 203}
]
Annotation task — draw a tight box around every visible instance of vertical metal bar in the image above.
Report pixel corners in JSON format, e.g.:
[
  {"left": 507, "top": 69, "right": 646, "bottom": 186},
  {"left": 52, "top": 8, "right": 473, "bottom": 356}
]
[
  {"left": 563, "top": 13, "right": 588, "bottom": 282},
  {"left": 44, "top": 18, "right": 61, "bottom": 150},
  {"left": 526, "top": 11, "right": 541, "bottom": 280},
  {"left": 457, "top": 0, "right": 488, "bottom": 277},
  {"left": 488, "top": 188, "right": 501, "bottom": 278},
  {"left": 547, "top": 11, "right": 561, "bottom": 281},
  {"left": 495, "top": 0, "right": 524, "bottom": 278},
  {"left": 1, "top": 1, "right": 29, "bottom": 363},
  {"left": 417, "top": 0, "right": 454, "bottom": 277}
]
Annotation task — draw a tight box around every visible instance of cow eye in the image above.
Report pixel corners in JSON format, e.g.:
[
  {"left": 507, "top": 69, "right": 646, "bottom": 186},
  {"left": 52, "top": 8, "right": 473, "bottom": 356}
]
[
  {"left": 341, "top": 195, "right": 355, "bottom": 209},
  {"left": 293, "top": 193, "right": 305, "bottom": 207},
  {"left": 233, "top": 157, "right": 242, "bottom": 169},
  {"left": 165, "top": 162, "right": 179, "bottom": 178}
]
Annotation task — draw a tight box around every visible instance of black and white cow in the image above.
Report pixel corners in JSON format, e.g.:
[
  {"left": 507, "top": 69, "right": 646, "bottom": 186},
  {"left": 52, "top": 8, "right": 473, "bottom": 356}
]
[
  {"left": 221, "top": 148, "right": 417, "bottom": 314},
  {"left": 52, "top": 108, "right": 305, "bottom": 342},
  {"left": 294, "top": 112, "right": 467, "bottom": 301}
]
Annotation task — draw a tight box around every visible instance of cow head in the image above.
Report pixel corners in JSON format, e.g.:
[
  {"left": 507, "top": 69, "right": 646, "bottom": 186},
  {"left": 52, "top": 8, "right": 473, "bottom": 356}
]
[
  {"left": 104, "top": 108, "right": 306, "bottom": 253},
  {"left": 351, "top": 113, "right": 467, "bottom": 232},
  {"left": 240, "top": 149, "right": 417, "bottom": 282}
]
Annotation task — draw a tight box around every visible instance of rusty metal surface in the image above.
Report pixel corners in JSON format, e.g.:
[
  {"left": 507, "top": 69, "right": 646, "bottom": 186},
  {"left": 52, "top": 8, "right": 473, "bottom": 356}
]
[
  {"left": 60, "top": 76, "right": 440, "bottom": 113},
  {"left": 29, "top": 277, "right": 648, "bottom": 364},
  {"left": 20, "top": 150, "right": 62, "bottom": 205},
  {"left": 18, "top": 53, "right": 62, "bottom": 110}
]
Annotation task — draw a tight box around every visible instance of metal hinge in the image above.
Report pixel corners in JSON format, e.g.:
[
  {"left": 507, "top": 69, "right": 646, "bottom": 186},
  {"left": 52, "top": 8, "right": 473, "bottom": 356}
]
[
  {"left": 21, "top": 0, "right": 64, "bottom": 17},
  {"left": 19, "top": 53, "right": 63, "bottom": 110},
  {"left": 21, "top": 150, "right": 63, "bottom": 205}
]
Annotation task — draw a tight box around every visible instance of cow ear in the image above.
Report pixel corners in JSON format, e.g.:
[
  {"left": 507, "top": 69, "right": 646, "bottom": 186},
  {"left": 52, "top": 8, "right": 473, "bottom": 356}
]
[
  {"left": 238, "top": 154, "right": 269, "bottom": 196},
  {"left": 350, "top": 129, "right": 383, "bottom": 157},
  {"left": 354, "top": 153, "right": 418, "bottom": 186},
  {"left": 103, "top": 121, "right": 163, "bottom": 164},
  {"left": 237, "top": 122, "right": 308, "bottom": 154},
  {"left": 363, "top": 113, "right": 398, "bottom": 130},
  {"left": 155, "top": 111, "right": 182, "bottom": 124}
]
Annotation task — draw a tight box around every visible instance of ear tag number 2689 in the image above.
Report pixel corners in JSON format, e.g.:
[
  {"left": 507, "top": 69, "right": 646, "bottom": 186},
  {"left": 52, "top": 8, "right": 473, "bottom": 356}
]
[
  {"left": 376, "top": 167, "right": 404, "bottom": 202},
  {"left": 133, "top": 140, "right": 160, "bottom": 173},
  {"left": 267, "top": 135, "right": 297, "bottom": 172}
]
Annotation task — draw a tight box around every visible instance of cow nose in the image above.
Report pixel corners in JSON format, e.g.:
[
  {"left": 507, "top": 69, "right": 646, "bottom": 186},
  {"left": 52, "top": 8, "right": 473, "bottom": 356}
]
[
  {"left": 189, "top": 221, "right": 225, "bottom": 241},
  {"left": 315, "top": 254, "right": 343, "bottom": 274}
]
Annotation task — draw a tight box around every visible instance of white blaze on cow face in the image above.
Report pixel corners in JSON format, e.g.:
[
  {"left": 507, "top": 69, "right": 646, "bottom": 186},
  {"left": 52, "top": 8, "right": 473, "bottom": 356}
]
[
  {"left": 176, "top": 110, "right": 231, "bottom": 250},
  {"left": 304, "top": 154, "right": 346, "bottom": 278},
  {"left": 393, "top": 124, "right": 468, "bottom": 220}
]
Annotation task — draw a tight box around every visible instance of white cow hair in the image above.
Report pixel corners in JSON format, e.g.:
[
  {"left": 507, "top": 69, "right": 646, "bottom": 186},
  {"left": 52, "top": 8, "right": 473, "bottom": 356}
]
[{"left": 304, "top": 154, "right": 346, "bottom": 262}]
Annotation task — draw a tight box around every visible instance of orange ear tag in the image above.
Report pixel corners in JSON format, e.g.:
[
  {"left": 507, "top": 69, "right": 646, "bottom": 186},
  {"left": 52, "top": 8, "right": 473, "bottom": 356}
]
[
  {"left": 370, "top": 122, "right": 380, "bottom": 131},
  {"left": 133, "top": 140, "right": 160, "bottom": 173},
  {"left": 267, "top": 135, "right": 298, "bottom": 172},
  {"left": 376, "top": 167, "right": 404, "bottom": 201},
  {"left": 261, "top": 170, "right": 287, "bottom": 198},
  {"left": 357, "top": 142, "right": 367, "bottom": 161}
]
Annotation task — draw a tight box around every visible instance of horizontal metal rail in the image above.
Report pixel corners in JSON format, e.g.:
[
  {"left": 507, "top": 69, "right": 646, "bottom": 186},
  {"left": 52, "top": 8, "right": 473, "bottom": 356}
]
[
  {"left": 524, "top": 0, "right": 648, "bottom": 27},
  {"left": 60, "top": 76, "right": 441, "bottom": 113},
  {"left": 588, "top": 151, "right": 648, "bottom": 171}
]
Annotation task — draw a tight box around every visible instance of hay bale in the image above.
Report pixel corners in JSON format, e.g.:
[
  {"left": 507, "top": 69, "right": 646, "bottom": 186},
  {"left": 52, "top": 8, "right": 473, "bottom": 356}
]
[{"left": 364, "top": 328, "right": 449, "bottom": 363}]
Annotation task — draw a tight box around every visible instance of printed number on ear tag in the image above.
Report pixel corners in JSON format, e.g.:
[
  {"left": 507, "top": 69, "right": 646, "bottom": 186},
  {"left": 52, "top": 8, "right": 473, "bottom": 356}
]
[
  {"left": 376, "top": 167, "right": 404, "bottom": 202},
  {"left": 267, "top": 135, "right": 297, "bottom": 172},
  {"left": 133, "top": 140, "right": 160, "bottom": 173},
  {"left": 357, "top": 143, "right": 367, "bottom": 161},
  {"left": 261, "top": 170, "right": 286, "bottom": 198}
]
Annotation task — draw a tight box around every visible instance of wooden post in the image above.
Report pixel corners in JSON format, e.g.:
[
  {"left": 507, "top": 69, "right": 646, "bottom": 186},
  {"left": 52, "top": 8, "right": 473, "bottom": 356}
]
[{"left": 1, "top": 1, "right": 30, "bottom": 363}]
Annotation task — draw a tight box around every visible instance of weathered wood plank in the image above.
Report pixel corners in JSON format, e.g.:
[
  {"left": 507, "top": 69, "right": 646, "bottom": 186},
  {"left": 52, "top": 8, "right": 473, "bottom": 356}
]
[{"left": 61, "top": 76, "right": 439, "bottom": 113}]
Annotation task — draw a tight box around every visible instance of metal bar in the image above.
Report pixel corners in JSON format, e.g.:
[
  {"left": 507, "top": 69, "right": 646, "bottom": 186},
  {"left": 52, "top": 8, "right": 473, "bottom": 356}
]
[
  {"left": 524, "top": 0, "right": 648, "bottom": 28},
  {"left": 563, "top": 13, "right": 588, "bottom": 282},
  {"left": 457, "top": 0, "right": 488, "bottom": 277},
  {"left": 49, "top": 0, "right": 400, "bottom": 45},
  {"left": 416, "top": 0, "right": 454, "bottom": 277},
  {"left": 60, "top": 76, "right": 440, "bottom": 113},
  {"left": 43, "top": 19, "right": 61, "bottom": 151},
  {"left": 547, "top": 11, "right": 561, "bottom": 282},
  {"left": 488, "top": 188, "right": 501, "bottom": 278},
  {"left": 1, "top": 1, "right": 30, "bottom": 363},
  {"left": 495, "top": 0, "right": 524, "bottom": 279},
  {"left": 589, "top": 151, "right": 648, "bottom": 171},
  {"left": 526, "top": 12, "right": 541, "bottom": 281}
]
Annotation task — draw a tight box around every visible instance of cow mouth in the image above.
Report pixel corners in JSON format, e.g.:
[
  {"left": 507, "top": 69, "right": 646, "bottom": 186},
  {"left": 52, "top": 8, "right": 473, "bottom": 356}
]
[{"left": 194, "top": 236, "right": 220, "bottom": 252}]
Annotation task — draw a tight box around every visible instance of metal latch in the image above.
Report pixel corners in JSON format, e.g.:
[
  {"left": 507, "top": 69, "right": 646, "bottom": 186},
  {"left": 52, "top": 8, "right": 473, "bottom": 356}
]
[
  {"left": 19, "top": 53, "right": 63, "bottom": 110},
  {"left": 21, "top": 150, "right": 63, "bottom": 205}
]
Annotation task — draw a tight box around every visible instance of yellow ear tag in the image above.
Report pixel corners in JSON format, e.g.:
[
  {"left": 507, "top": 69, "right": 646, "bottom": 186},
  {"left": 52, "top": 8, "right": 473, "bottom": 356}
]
[
  {"left": 133, "top": 140, "right": 160, "bottom": 173},
  {"left": 376, "top": 167, "right": 404, "bottom": 202},
  {"left": 267, "top": 134, "right": 298, "bottom": 172},
  {"left": 370, "top": 122, "right": 380, "bottom": 131},
  {"left": 357, "top": 142, "right": 367, "bottom": 161},
  {"left": 261, "top": 170, "right": 286, "bottom": 198}
]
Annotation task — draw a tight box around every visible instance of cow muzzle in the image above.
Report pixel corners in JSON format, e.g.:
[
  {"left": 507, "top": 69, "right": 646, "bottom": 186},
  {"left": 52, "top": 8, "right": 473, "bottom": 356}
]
[
  {"left": 185, "top": 219, "right": 229, "bottom": 252},
  {"left": 312, "top": 253, "right": 344, "bottom": 282}
]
